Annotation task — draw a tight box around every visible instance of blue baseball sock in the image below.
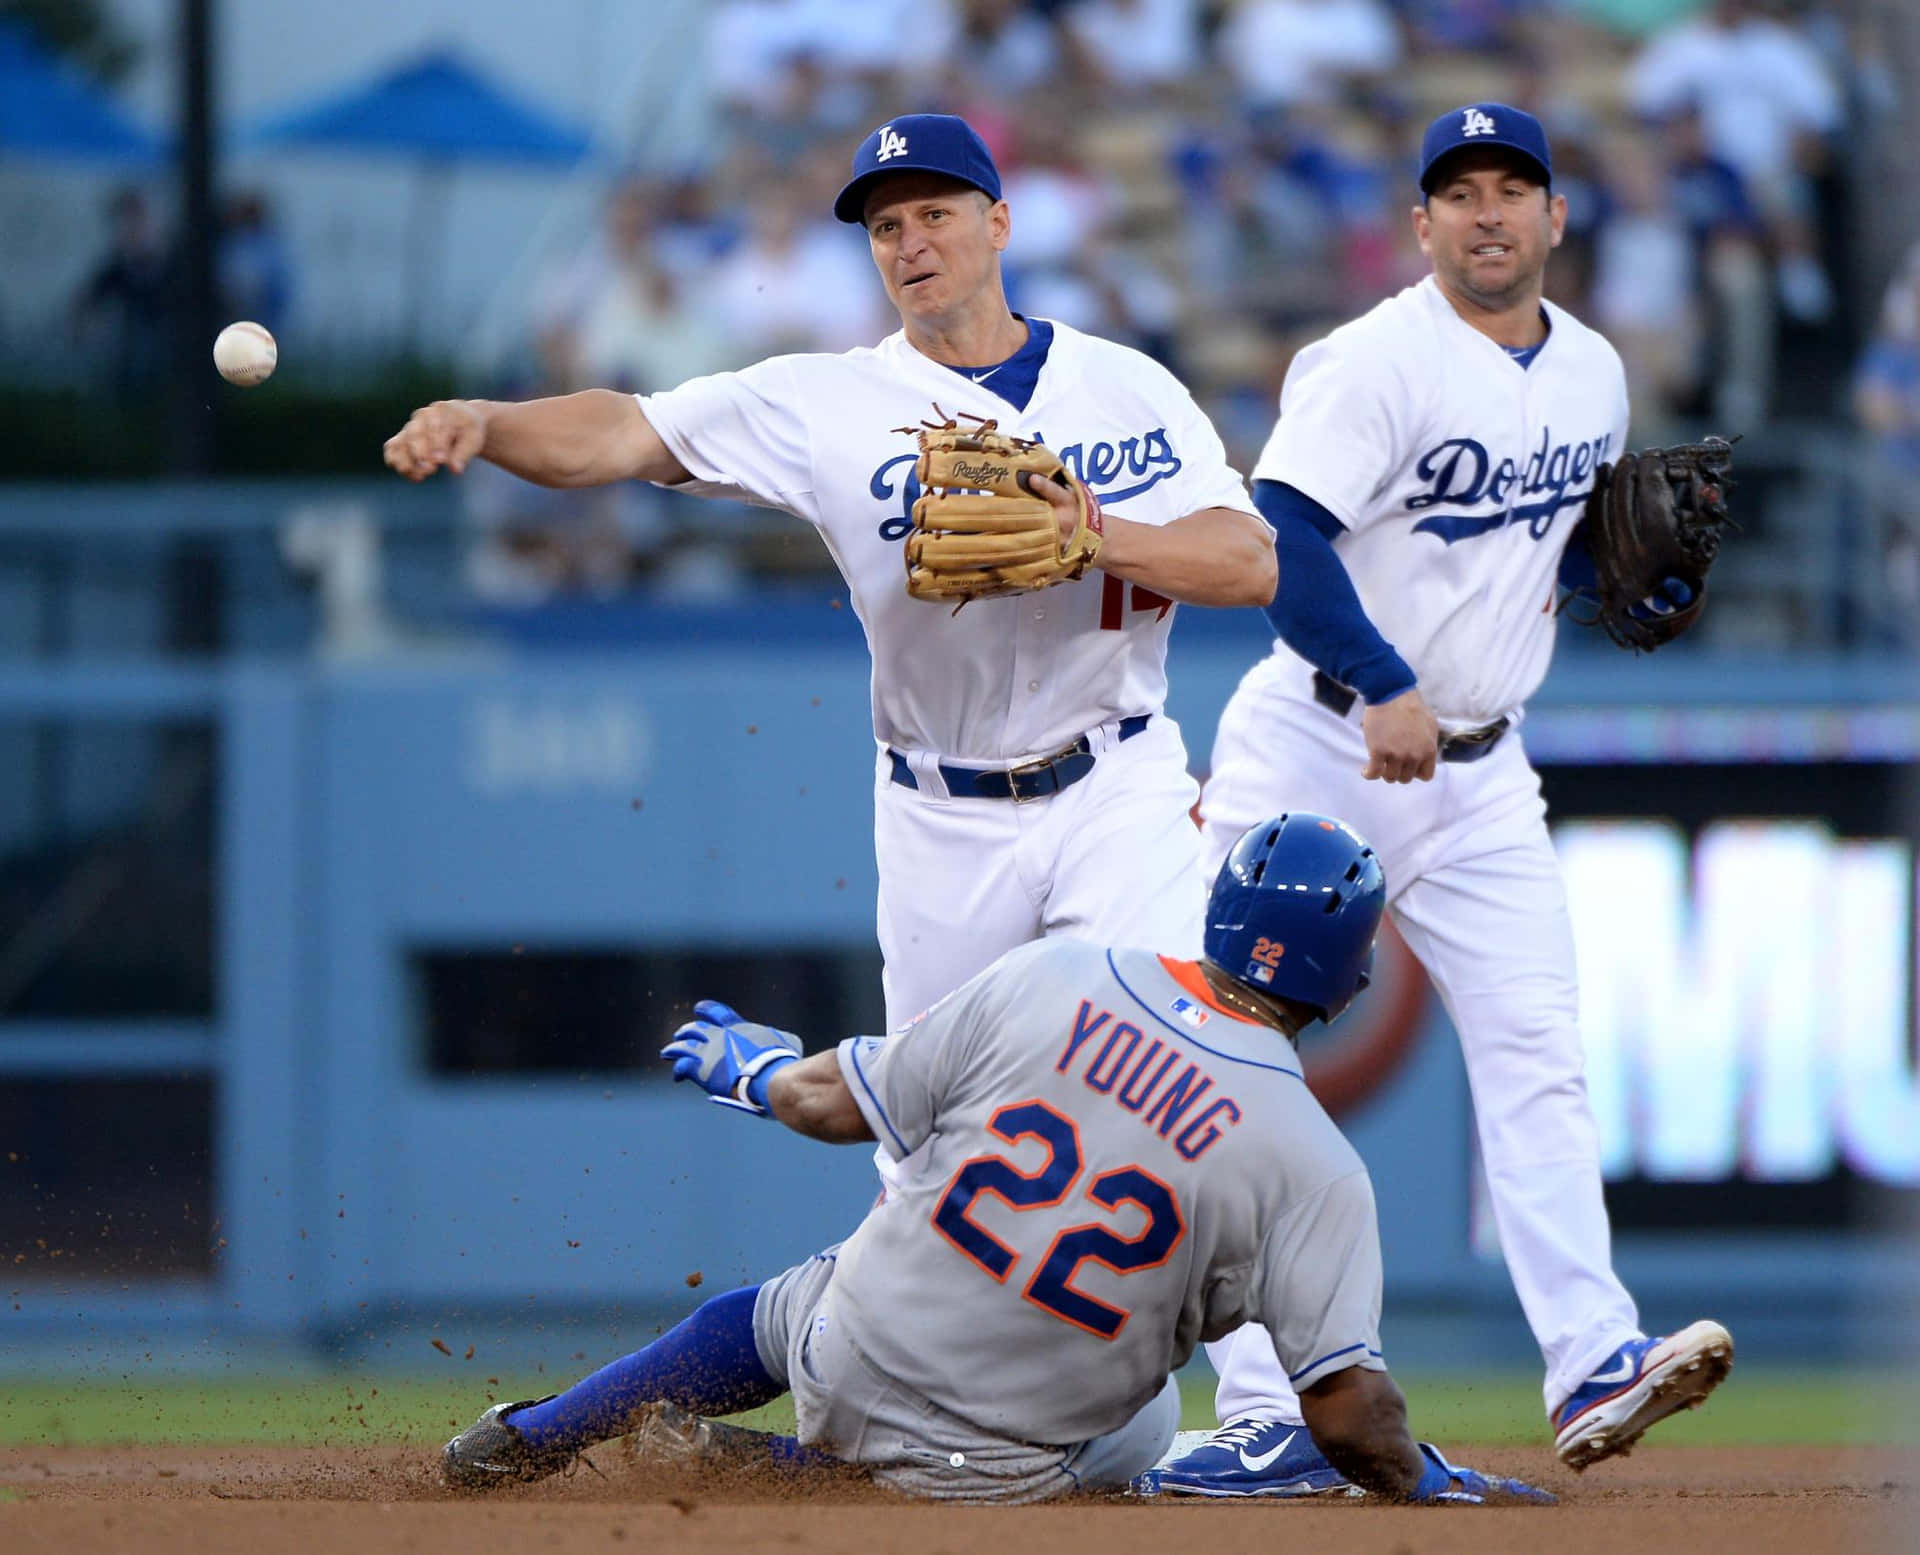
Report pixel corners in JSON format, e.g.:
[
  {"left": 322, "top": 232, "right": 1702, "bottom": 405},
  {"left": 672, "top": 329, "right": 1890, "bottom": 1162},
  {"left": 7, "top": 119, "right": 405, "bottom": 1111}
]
[{"left": 509, "top": 1284, "right": 784, "bottom": 1451}]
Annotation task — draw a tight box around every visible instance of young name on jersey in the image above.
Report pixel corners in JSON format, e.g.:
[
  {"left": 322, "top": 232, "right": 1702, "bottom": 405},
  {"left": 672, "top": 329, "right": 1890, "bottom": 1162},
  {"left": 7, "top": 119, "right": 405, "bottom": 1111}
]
[{"left": 1056, "top": 1000, "right": 1239, "bottom": 1162}]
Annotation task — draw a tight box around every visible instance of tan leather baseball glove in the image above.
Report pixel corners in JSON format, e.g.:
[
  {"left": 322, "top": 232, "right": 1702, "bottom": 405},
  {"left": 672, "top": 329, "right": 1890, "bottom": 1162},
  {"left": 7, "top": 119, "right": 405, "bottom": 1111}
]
[{"left": 902, "top": 415, "right": 1104, "bottom": 604}]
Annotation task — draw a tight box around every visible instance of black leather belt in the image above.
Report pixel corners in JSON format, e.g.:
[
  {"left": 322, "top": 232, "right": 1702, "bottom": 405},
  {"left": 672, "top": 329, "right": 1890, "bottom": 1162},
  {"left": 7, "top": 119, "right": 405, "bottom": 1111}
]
[
  {"left": 1311, "top": 671, "right": 1509, "bottom": 765},
  {"left": 889, "top": 714, "right": 1152, "bottom": 802}
]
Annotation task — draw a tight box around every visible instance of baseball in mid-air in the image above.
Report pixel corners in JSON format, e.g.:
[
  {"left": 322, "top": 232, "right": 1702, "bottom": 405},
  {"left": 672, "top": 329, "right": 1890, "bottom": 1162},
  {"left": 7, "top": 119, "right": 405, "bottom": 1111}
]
[{"left": 213, "top": 321, "right": 277, "bottom": 386}]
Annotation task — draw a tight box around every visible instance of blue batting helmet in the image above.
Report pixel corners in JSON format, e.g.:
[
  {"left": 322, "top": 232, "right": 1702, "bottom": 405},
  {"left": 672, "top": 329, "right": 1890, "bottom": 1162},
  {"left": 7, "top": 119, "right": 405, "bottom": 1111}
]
[{"left": 1204, "top": 814, "right": 1387, "bottom": 1024}]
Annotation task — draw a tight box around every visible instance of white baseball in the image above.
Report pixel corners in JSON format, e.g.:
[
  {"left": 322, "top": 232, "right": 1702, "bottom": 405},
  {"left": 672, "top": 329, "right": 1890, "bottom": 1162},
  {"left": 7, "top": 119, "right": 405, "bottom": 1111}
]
[{"left": 213, "top": 321, "right": 277, "bottom": 387}]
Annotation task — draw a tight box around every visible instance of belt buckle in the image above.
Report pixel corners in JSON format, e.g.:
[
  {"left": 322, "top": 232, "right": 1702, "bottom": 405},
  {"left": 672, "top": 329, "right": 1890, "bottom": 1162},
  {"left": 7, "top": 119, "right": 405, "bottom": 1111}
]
[
  {"left": 1438, "top": 717, "right": 1507, "bottom": 759},
  {"left": 1005, "top": 752, "right": 1060, "bottom": 804},
  {"left": 1006, "top": 738, "right": 1084, "bottom": 804}
]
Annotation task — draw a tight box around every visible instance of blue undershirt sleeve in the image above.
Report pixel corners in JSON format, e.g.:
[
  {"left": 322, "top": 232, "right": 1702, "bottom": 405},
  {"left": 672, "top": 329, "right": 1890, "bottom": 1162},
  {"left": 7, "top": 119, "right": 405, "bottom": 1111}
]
[
  {"left": 1557, "top": 520, "right": 1696, "bottom": 617},
  {"left": 1558, "top": 520, "right": 1598, "bottom": 595},
  {"left": 1256, "top": 480, "right": 1417, "bottom": 705}
]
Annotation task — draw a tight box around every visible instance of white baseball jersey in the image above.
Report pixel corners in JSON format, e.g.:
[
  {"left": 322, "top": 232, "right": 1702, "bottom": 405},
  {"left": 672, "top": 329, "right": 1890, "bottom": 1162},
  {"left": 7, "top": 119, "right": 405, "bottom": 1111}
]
[
  {"left": 829, "top": 938, "right": 1385, "bottom": 1446},
  {"left": 639, "top": 321, "right": 1262, "bottom": 762},
  {"left": 1252, "top": 276, "right": 1629, "bottom": 727}
]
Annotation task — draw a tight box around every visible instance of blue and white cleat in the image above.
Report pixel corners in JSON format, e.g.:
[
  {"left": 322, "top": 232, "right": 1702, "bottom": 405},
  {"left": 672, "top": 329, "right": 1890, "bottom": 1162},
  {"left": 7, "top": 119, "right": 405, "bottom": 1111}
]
[
  {"left": 1553, "top": 1320, "right": 1734, "bottom": 1469},
  {"left": 1131, "top": 1417, "right": 1359, "bottom": 1498}
]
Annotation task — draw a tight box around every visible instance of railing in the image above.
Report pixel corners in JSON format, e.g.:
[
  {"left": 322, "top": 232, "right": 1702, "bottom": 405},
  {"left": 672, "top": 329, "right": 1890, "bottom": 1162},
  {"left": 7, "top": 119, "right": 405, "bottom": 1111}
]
[{"left": 0, "top": 426, "right": 1913, "bottom": 666}]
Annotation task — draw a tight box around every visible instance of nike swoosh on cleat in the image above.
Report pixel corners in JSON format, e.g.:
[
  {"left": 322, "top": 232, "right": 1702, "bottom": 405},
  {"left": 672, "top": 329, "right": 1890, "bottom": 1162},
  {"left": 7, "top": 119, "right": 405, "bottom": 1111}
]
[
  {"left": 1237, "top": 1431, "right": 1298, "bottom": 1473},
  {"left": 1584, "top": 1354, "right": 1640, "bottom": 1387}
]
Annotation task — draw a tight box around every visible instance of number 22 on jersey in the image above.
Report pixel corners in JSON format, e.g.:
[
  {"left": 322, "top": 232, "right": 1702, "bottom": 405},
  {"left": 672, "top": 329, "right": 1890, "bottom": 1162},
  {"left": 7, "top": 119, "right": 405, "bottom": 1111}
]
[{"left": 930, "top": 1099, "right": 1185, "bottom": 1339}]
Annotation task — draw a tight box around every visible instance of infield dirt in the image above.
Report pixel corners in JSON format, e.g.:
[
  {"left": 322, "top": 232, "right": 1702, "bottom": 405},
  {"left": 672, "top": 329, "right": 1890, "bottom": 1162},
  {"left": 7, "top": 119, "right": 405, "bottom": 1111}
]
[{"left": 2, "top": 1443, "right": 1913, "bottom": 1555}]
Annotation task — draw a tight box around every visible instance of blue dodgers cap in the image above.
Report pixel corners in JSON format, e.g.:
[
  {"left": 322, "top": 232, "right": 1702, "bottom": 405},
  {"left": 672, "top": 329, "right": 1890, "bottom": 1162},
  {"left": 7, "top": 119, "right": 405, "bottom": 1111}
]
[
  {"left": 1418, "top": 102, "right": 1552, "bottom": 195},
  {"left": 833, "top": 114, "right": 1002, "bottom": 224}
]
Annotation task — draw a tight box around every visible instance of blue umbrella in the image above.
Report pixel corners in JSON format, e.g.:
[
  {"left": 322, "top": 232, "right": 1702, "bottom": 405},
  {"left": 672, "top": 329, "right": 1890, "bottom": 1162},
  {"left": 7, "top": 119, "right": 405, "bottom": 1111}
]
[
  {"left": 246, "top": 51, "right": 592, "bottom": 347},
  {"left": 0, "top": 23, "right": 164, "bottom": 163},
  {"left": 248, "top": 50, "right": 590, "bottom": 164}
]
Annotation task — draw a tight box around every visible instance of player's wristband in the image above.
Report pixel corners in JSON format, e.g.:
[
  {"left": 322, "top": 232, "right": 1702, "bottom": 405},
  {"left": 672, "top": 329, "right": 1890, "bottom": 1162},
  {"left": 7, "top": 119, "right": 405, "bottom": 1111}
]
[
  {"left": 738, "top": 1053, "right": 799, "bottom": 1117},
  {"left": 1075, "top": 475, "right": 1104, "bottom": 537}
]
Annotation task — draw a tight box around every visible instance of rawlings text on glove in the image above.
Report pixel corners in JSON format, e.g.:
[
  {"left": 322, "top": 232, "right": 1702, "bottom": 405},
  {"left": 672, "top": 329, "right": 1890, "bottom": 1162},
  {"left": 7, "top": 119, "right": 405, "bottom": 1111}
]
[{"left": 902, "top": 412, "right": 1104, "bottom": 604}]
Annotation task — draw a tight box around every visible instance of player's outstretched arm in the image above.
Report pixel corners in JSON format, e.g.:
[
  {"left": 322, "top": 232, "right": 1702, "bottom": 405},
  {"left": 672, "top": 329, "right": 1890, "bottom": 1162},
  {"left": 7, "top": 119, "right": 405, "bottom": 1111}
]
[
  {"left": 766, "top": 1052, "right": 874, "bottom": 1144},
  {"left": 383, "top": 389, "right": 691, "bottom": 488},
  {"left": 660, "top": 1003, "right": 874, "bottom": 1144}
]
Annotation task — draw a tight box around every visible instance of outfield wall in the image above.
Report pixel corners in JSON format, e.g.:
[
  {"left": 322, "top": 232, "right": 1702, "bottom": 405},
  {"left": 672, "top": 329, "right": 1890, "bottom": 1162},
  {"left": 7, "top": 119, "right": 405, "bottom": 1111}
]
[{"left": 2, "top": 622, "right": 1915, "bottom": 1371}]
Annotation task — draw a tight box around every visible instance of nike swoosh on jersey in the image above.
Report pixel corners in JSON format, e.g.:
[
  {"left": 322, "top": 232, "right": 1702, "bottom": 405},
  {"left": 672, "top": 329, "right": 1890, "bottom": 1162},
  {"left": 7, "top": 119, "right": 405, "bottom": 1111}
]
[
  {"left": 970, "top": 364, "right": 1004, "bottom": 383},
  {"left": 1237, "top": 1430, "right": 1297, "bottom": 1472}
]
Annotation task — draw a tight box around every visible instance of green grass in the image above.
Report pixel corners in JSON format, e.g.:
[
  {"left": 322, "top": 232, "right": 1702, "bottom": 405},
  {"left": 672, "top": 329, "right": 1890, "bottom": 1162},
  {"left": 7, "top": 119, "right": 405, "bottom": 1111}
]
[
  {"left": 0, "top": 1379, "right": 480, "bottom": 1448},
  {"left": 0, "top": 1371, "right": 1912, "bottom": 1450},
  {"left": 1389, "top": 1372, "right": 1918, "bottom": 1447}
]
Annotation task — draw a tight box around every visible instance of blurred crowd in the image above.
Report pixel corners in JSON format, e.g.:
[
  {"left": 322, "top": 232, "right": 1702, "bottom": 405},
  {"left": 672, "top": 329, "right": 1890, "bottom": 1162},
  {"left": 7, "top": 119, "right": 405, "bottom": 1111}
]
[
  {"left": 1854, "top": 237, "right": 1920, "bottom": 638},
  {"left": 465, "top": 0, "right": 1911, "bottom": 602},
  {"left": 55, "top": 0, "right": 1912, "bottom": 621}
]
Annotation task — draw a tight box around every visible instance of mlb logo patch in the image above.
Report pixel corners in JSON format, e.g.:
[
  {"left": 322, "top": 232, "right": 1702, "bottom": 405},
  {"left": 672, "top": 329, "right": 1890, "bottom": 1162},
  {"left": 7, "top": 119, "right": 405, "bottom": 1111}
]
[
  {"left": 1170, "top": 996, "right": 1210, "bottom": 1029},
  {"left": 1248, "top": 962, "right": 1275, "bottom": 985}
]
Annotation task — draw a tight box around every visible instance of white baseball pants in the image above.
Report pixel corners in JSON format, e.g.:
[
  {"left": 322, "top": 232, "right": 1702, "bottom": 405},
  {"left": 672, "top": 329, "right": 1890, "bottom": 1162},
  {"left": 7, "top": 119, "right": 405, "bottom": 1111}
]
[
  {"left": 1197, "top": 663, "right": 1642, "bottom": 1418},
  {"left": 873, "top": 713, "right": 1205, "bottom": 1031}
]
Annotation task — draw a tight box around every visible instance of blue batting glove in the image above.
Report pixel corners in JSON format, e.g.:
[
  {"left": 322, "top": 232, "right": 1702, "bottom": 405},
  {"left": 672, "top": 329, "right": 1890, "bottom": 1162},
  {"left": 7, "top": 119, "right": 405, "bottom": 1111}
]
[
  {"left": 660, "top": 1000, "right": 803, "bottom": 1117},
  {"left": 1409, "top": 1442, "right": 1557, "bottom": 1505}
]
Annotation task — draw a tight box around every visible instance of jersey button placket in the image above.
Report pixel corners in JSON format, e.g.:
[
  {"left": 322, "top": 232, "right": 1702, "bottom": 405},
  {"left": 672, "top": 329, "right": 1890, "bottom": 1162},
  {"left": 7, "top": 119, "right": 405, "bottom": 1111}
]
[{"left": 1010, "top": 604, "right": 1050, "bottom": 751}]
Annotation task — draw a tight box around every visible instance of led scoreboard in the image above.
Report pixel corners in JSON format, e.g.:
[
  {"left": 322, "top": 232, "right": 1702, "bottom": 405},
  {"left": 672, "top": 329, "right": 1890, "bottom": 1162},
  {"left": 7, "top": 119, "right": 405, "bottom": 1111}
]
[{"left": 1543, "top": 756, "right": 1918, "bottom": 1230}]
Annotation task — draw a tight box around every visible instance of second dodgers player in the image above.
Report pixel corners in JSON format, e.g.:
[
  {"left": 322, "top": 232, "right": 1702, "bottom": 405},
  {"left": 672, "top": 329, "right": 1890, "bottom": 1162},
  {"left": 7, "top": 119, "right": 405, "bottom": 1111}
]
[
  {"left": 384, "top": 112, "right": 1272, "bottom": 1029},
  {"left": 1149, "top": 104, "right": 1733, "bottom": 1498}
]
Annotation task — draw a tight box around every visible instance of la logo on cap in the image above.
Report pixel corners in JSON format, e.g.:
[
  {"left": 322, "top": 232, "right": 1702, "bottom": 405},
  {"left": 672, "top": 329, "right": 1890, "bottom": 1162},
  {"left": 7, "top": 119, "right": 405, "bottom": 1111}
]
[
  {"left": 1462, "top": 107, "right": 1497, "bottom": 137},
  {"left": 876, "top": 125, "right": 910, "bottom": 161}
]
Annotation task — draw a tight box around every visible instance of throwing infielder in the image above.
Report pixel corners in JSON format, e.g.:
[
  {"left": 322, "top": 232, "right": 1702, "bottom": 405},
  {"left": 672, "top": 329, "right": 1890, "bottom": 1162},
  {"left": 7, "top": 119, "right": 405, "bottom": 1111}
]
[
  {"left": 385, "top": 113, "right": 1273, "bottom": 1030},
  {"left": 442, "top": 814, "right": 1552, "bottom": 1507},
  {"left": 1150, "top": 104, "right": 1733, "bottom": 1498}
]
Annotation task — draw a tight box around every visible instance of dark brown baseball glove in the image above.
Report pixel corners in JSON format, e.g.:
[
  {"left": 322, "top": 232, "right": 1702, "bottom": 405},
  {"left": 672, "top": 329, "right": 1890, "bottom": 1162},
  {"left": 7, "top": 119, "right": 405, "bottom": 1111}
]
[{"left": 1576, "top": 436, "right": 1737, "bottom": 650}]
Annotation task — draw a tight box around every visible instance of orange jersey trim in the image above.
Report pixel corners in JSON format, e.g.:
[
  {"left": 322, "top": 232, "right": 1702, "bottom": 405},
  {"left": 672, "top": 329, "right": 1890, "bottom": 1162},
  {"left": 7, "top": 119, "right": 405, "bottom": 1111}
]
[{"left": 1157, "top": 956, "right": 1265, "bottom": 1025}]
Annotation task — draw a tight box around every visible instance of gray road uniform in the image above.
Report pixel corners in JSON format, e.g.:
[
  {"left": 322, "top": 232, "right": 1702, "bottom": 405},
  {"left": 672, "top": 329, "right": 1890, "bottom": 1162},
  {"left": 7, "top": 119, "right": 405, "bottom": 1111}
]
[{"left": 749, "top": 937, "right": 1387, "bottom": 1502}]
